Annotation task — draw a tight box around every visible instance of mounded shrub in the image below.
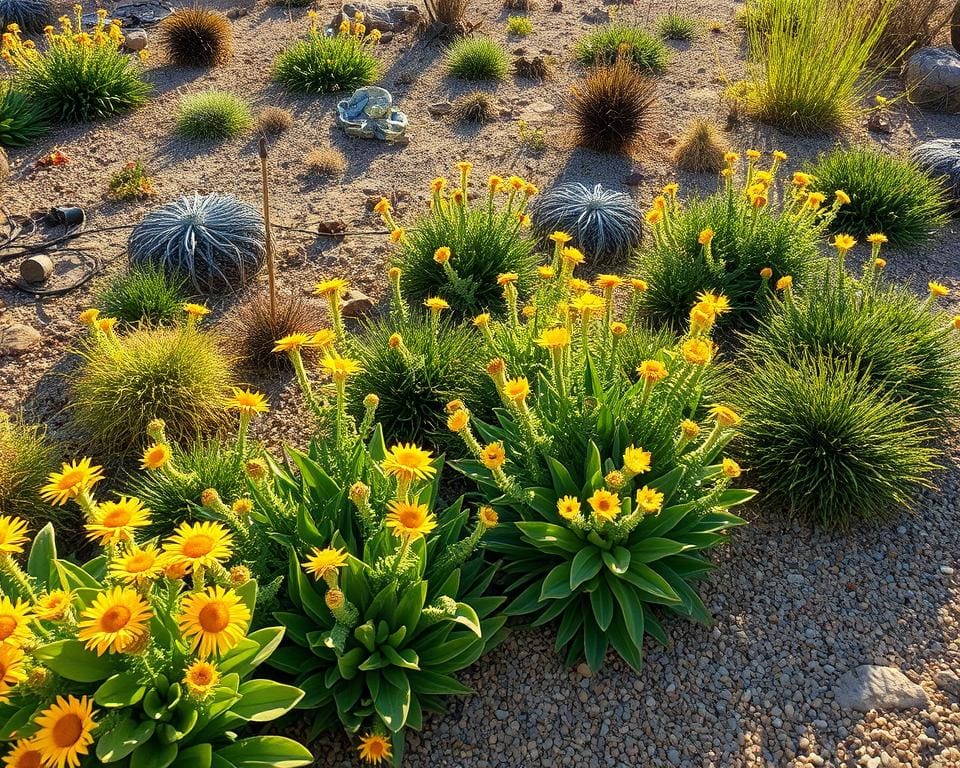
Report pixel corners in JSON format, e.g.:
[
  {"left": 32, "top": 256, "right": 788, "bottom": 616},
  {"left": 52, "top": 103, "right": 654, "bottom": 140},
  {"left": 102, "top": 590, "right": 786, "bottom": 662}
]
[
  {"left": 157, "top": 6, "right": 234, "bottom": 67},
  {"left": 446, "top": 36, "right": 509, "bottom": 80},
  {"left": 175, "top": 91, "right": 252, "bottom": 140},
  {"left": 574, "top": 23, "right": 669, "bottom": 72},
  {"left": 568, "top": 61, "right": 658, "bottom": 155},
  {"left": 129, "top": 193, "right": 266, "bottom": 294},
  {"left": 224, "top": 291, "right": 326, "bottom": 370},
  {"left": 0, "top": 412, "right": 61, "bottom": 525},
  {"left": 0, "top": 82, "right": 49, "bottom": 147},
  {"left": 96, "top": 264, "right": 188, "bottom": 326},
  {"left": 657, "top": 12, "right": 696, "bottom": 40},
  {"left": 806, "top": 147, "right": 951, "bottom": 247},
  {"left": 274, "top": 13, "right": 380, "bottom": 93}
]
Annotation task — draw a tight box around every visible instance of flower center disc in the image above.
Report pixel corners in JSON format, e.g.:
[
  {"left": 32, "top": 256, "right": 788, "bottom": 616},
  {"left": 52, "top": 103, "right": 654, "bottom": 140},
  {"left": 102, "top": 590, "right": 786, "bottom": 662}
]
[
  {"left": 100, "top": 605, "right": 132, "bottom": 632},
  {"left": 198, "top": 602, "right": 230, "bottom": 633},
  {"left": 52, "top": 713, "right": 83, "bottom": 748},
  {"left": 182, "top": 535, "right": 213, "bottom": 558}
]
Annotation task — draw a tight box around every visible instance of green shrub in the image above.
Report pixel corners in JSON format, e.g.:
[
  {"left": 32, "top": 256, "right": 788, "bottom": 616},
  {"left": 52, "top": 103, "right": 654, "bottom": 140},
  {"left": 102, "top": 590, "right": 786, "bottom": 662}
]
[
  {"left": 0, "top": 82, "right": 49, "bottom": 146},
  {"left": 446, "top": 37, "right": 509, "bottom": 80},
  {"left": 375, "top": 166, "right": 538, "bottom": 318},
  {"left": 3, "top": 9, "right": 150, "bottom": 122},
  {"left": 70, "top": 320, "right": 234, "bottom": 449},
  {"left": 96, "top": 264, "right": 187, "bottom": 326},
  {"left": 741, "top": 0, "right": 890, "bottom": 133},
  {"left": 175, "top": 91, "right": 252, "bottom": 140},
  {"left": 0, "top": 412, "right": 61, "bottom": 526},
  {"left": 730, "top": 353, "right": 937, "bottom": 529},
  {"left": 348, "top": 314, "right": 499, "bottom": 450},
  {"left": 273, "top": 14, "right": 380, "bottom": 93},
  {"left": 574, "top": 23, "right": 669, "bottom": 73},
  {"left": 506, "top": 15, "right": 533, "bottom": 35},
  {"left": 806, "top": 147, "right": 951, "bottom": 247},
  {"left": 635, "top": 157, "right": 830, "bottom": 329},
  {"left": 657, "top": 12, "right": 697, "bottom": 40}
]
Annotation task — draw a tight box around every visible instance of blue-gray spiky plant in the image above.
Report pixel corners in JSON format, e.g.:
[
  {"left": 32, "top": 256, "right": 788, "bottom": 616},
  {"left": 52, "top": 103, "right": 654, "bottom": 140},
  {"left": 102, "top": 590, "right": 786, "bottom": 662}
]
[
  {"left": 0, "top": 0, "right": 53, "bottom": 33},
  {"left": 529, "top": 182, "right": 645, "bottom": 268},
  {"left": 128, "top": 193, "right": 266, "bottom": 293}
]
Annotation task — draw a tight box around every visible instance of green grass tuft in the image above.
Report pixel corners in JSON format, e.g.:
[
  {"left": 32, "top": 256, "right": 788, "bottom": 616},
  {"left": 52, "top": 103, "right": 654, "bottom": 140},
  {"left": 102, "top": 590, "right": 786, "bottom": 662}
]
[
  {"left": 0, "top": 82, "right": 49, "bottom": 146},
  {"left": 175, "top": 91, "right": 252, "bottom": 140},
  {"left": 656, "top": 13, "right": 697, "bottom": 40},
  {"left": 96, "top": 264, "right": 188, "bottom": 327},
  {"left": 446, "top": 37, "right": 510, "bottom": 80},
  {"left": 0, "top": 412, "right": 62, "bottom": 527},
  {"left": 274, "top": 27, "right": 380, "bottom": 93},
  {"left": 506, "top": 15, "right": 533, "bottom": 36},
  {"left": 574, "top": 23, "right": 669, "bottom": 73}
]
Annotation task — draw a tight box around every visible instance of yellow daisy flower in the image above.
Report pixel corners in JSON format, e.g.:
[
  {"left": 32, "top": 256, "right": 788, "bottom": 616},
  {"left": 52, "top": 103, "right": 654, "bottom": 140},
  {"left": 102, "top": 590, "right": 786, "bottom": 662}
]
[
  {"left": 313, "top": 278, "right": 349, "bottom": 297},
  {"left": 3, "top": 739, "right": 45, "bottom": 768},
  {"left": 556, "top": 495, "right": 581, "bottom": 520},
  {"left": 0, "top": 643, "right": 27, "bottom": 704},
  {"left": 480, "top": 442, "right": 506, "bottom": 470},
  {"left": 357, "top": 733, "right": 392, "bottom": 765},
  {"left": 140, "top": 442, "right": 171, "bottom": 471},
  {"left": 635, "top": 486, "right": 664, "bottom": 514},
  {"left": 385, "top": 500, "right": 437, "bottom": 540},
  {"left": 225, "top": 388, "right": 269, "bottom": 417},
  {"left": 183, "top": 660, "right": 220, "bottom": 699},
  {"left": 77, "top": 587, "right": 153, "bottom": 656},
  {"left": 681, "top": 338, "right": 713, "bottom": 366},
  {"left": 273, "top": 333, "right": 318, "bottom": 353},
  {"left": 623, "top": 446, "right": 651, "bottom": 475},
  {"left": 33, "top": 695, "right": 97, "bottom": 768},
  {"left": 40, "top": 458, "right": 104, "bottom": 506},
  {"left": 319, "top": 355, "right": 362, "bottom": 383},
  {"left": 302, "top": 547, "right": 348, "bottom": 580},
  {"left": 85, "top": 496, "right": 151, "bottom": 546},
  {"left": 0, "top": 598, "right": 33, "bottom": 647},
  {"left": 178, "top": 585, "right": 251, "bottom": 659},
  {"left": 636, "top": 360, "right": 668, "bottom": 384},
  {"left": 536, "top": 327, "right": 570, "bottom": 350},
  {"left": 587, "top": 489, "right": 621, "bottom": 523},
  {"left": 0, "top": 515, "right": 28, "bottom": 556},
  {"left": 33, "top": 590, "right": 74, "bottom": 622},
  {"left": 163, "top": 521, "right": 234, "bottom": 573},
  {"left": 503, "top": 377, "right": 530, "bottom": 404},
  {"left": 108, "top": 543, "right": 164, "bottom": 586},
  {"left": 381, "top": 443, "right": 436, "bottom": 483}
]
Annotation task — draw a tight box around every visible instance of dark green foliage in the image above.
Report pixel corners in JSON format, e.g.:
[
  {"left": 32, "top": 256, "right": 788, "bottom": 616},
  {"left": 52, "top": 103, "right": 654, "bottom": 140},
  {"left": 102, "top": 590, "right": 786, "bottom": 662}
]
[
  {"left": 348, "top": 315, "right": 499, "bottom": 450},
  {"left": 0, "top": 82, "right": 49, "bottom": 146},
  {"left": 657, "top": 12, "right": 697, "bottom": 40},
  {"left": 175, "top": 91, "right": 252, "bottom": 140},
  {"left": 807, "top": 147, "right": 951, "bottom": 247},
  {"left": 0, "top": 412, "right": 62, "bottom": 527},
  {"left": 446, "top": 37, "right": 509, "bottom": 80},
  {"left": 730, "top": 353, "right": 938, "bottom": 529},
  {"left": 273, "top": 30, "right": 379, "bottom": 93},
  {"left": 96, "top": 264, "right": 188, "bottom": 326},
  {"left": 574, "top": 23, "right": 669, "bottom": 72}
]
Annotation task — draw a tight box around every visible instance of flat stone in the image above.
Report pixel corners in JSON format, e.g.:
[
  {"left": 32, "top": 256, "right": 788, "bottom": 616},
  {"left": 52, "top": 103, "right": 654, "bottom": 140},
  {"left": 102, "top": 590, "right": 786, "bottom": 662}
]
[
  {"left": 341, "top": 289, "right": 375, "bottom": 318},
  {"left": 903, "top": 47, "right": 960, "bottom": 113},
  {"left": 225, "top": 7, "right": 248, "bottom": 18},
  {"left": 0, "top": 323, "right": 41, "bottom": 356},
  {"left": 427, "top": 101, "right": 452, "bottom": 117},
  {"left": 912, "top": 138, "right": 960, "bottom": 203},
  {"left": 123, "top": 28, "right": 148, "bottom": 51},
  {"left": 834, "top": 665, "right": 930, "bottom": 713}
]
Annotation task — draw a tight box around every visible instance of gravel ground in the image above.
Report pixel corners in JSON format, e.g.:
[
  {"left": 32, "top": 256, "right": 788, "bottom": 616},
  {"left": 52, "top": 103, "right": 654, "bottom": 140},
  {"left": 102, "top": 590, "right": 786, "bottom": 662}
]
[{"left": 2, "top": 0, "right": 960, "bottom": 765}]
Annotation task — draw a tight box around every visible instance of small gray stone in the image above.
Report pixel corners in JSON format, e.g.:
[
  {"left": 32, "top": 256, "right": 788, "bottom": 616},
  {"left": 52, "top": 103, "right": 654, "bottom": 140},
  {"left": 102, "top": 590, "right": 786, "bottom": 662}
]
[
  {"left": 427, "top": 101, "right": 452, "bottom": 117},
  {"left": 225, "top": 7, "right": 248, "bottom": 18},
  {"left": 934, "top": 669, "right": 960, "bottom": 696},
  {"left": 903, "top": 47, "right": 960, "bottom": 113},
  {"left": 123, "top": 28, "right": 148, "bottom": 52},
  {"left": 833, "top": 665, "right": 930, "bottom": 713},
  {"left": 0, "top": 323, "right": 41, "bottom": 356},
  {"left": 341, "top": 289, "right": 376, "bottom": 318},
  {"left": 335, "top": 2, "right": 421, "bottom": 33}
]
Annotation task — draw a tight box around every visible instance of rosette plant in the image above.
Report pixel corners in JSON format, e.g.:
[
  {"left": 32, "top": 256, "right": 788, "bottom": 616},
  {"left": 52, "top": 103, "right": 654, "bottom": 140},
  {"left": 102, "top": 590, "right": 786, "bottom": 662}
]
[
  {"left": 255, "top": 332, "right": 507, "bottom": 766},
  {"left": 0, "top": 461, "right": 311, "bottom": 768},
  {"left": 451, "top": 262, "right": 754, "bottom": 672}
]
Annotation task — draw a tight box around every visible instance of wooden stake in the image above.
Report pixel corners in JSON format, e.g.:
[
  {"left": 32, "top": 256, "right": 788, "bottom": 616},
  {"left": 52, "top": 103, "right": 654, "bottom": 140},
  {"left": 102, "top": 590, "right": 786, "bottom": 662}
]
[{"left": 259, "top": 136, "right": 276, "bottom": 321}]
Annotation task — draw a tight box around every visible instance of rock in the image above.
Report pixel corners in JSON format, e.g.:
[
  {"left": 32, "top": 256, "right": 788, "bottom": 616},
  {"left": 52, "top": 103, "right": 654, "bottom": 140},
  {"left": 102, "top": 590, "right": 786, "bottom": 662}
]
[
  {"left": 335, "top": 2, "right": 421, "bottom": 33},
  {"left": 519, "top": 99, "right": 555, "bottom": 122},
  {"left": 912, "top": 138, "right": 960, "bottom": 203},
  {"left": 833, "top": 666, "right": 930, "bottom": 713},
  {"left": 427, "top": 101, "right": 452, "bottom": 117},
  {"left": 341, "top": 289, "right": 376, "bottom": 318},
  {"left": 552, "top": 0, "right": 562, "bottom": 10},
  {"left": 337, "top": 86, "right": 408, "bottom": 142},
  {"left": 225, "top": 6, "right": 248, "bottom": 18},
  {"left": 123, "top": 28, "right": 148, "bottom": 52},
  {"left": 624, "top": 172, "right": 645, "bottom": 186},
  {"left": 935, "top": 670, "right": 960, "bottom": 696},
  {"left": 0, "top": 148, "right": 7, "bottom": 182},
  {"left": 903, "top": 47, "right": 960, "bottom": 113},
  {"left": 316, "top": 219, "right": 347, "bottom": 235},
  {"left": 0, "top": 324, "right": 41, "bottom": 356},
  {"left": 867, "top": 111, "right": 893, "bottom": 134}
]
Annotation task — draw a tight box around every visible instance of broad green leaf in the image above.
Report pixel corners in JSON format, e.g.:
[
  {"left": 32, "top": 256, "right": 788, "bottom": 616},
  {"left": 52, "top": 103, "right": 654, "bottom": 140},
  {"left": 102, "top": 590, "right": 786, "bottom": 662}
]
[
  {"left": 601, "top": 546, "right": 631, "bottom": 575},
  {"left": 215, "top": 736, "right": 313, "bottom": 768},
  {"left": 27, "top": 523, "right": 56, "bottom": 584},
  {"left": 569, "top": 547, "right": 602, "bottom": 590},
  {"left": 233, "top": 680, "right": 304, "bottom": 722},
  {"left": 33, "top": 640, "right": 115, "bottom": 682},
  {"left": 629, "top": 537, "right": 690, "bottom": 563},
  {"left": 95, "top": 673, "right": 147, "bottom": 708},
  {"left": 539, "top": 562, "right": 573, "bottom": 600},
  {"left": 96, "top": 718, "right": 155, "bottom": 762},
  {"left": 589, "top": 583, "right": 614, "bottom": 631}
]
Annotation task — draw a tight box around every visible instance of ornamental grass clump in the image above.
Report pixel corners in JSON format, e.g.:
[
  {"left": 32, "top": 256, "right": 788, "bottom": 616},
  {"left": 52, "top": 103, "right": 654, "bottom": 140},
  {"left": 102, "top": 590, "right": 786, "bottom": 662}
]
[
  {"left": 1, "top": 7, "right": 150, "bottom": 123},
  {"left": 672, "top": 118, "right": 727, "bottom": 174},
  {"left": 224, "top": 291, "right": 326, "bottom": 370},
  {"left": 156, "top": 6, "right": 234, "bottom": 67},
  {"left": 445, "top": 36, "right": 509, "bottom": 80},
  {"left": 740, "top": 0, "right": 890, "bottom": 133},
  {"left": 0, "top": 412, "right": 60, "bottom": 526},
  {"left": 568, "top": 61, "right": 658, "bottom": 155},
  {"left": 175, "top": 90, "right": 253, "bottom": 140},
  {"left": 656, "top": 12, "right": 697, "bottom": 40},
  {"left": 451, "top": 253, "right": 752, "bottom": 672},
  {"left": 96, "top": 264, "right": 187, "bottom": 326},
  {"left": 0, "top": 477, "right": 311, "bottom": 768},
  {"left": 806, "top": 147, "right": 951, "bottom": 248},
  {"left": 574, "top": 23, "right": 669, "bottom": 72},
  {"left": 0, "top": 82, "right": 48, "bottom": 146},
  {"left": 635, "top": 150, "right": 833, "bottom": 329},
  {"left": 274, "top": 11, "right": 381, "bottom": 93},
  {"left": 375, "top": 163, "right": 538, "bottom": 318},
  {"left": 70, "top": 305, "right": 234, "bottom": 449}
]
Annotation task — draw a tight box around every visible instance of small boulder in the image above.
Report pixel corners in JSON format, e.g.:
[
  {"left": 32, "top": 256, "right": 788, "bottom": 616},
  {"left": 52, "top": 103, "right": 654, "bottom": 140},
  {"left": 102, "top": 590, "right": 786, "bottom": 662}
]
[
  {"left": 903, "top": 47, "right": 960, "bottom": 113},
  {"left": 123, "top": 28, "right": 148, "bottom": 52},
  {"left": 912, "top": 138, "right": 960, "bottom": 203},
  {"left": 427, "top": 101, "right": 452, "bottom": 117},
  {"left": 341, "top": 289, "right": 376, "bottom": 318},
  {"left": 934, "top": 669, "right": 960, "bottom": 697},
  {"left": 833, "top": 665, "right": 930, "bottom": 713},
  {"left": 335, "top": 2, "right": 421, "bottom": 33},
  {"left": 0, "top": 323, "right": 41, "bottom": 356}
]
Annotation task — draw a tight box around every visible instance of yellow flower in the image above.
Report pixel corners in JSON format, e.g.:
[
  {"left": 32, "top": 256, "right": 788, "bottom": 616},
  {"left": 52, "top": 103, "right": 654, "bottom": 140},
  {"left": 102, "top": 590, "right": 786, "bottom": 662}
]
[
  {"left": 567, "top": 277, "right": 590, "bottom": 294},
  {"left": 424, "top": 296, "right": 450, "bottom": 313},
  {"left": 723, "top": 151, "right": 739, "bottom": 165},
  {"left": 570, "top": 293, "right": 605, "bottom": 316},
  {"left": 314, "top": 277, "right": 349, "bottom": 297},
  {"left": 690, "top": 302, "right": 716, "bottom": 331},
  {"left": 447, "top": 409, "right": 469, "bottom": 432},
  {"left": 0, "top": 515, "right": 28, "bottom": 556},
  {"left": 773, "top": 150, "right": 788, "bottom": 161},
  {"left": 178, "top": 585, "right": 251, "bottom": 659},
  {"left": 538, "top": 264, "right": 556, "bottom": 280},
  {"left": 85, "top": 496, "right": 151, "bottom": 546},
  {"left": 548, "top": 231, "right": 572, "bottom": 245},
  {"left": 33, "top": 695, "right": 97, "bottom": 768},
  {"left": 78, "top": 308, "right": 100, "bottom": 326},
  {"left": 636, "top": 359, "right": 668, "bottom": 384},
  {"left": 97, "top": 317, "right": 118, "bottom": 335},
  {"left": 433, "top": 246, "right": 451, "bottom": 264},
  {"left": 556, "top": 495, "right": 581, "bottom": 521},
  {"left": 536, "top": 326, "right": 570, "bottom": 350},
  {"left": 480, "top": 442, "right": 506, "bottom": 470},
  {"left": 595, "top": 274, "right": 622, "bottom": 290},
  {"left": 373, "top": 197, "right": 391, "bottom": 215},
  {"left": 776, "top": 275, "right": 793, "bottom": 291},
  {"left": 388, "top": 333, "right": 403, "bottom": 349},
  {"left": 0, "top": 598, "right": 32, "bottom": 647},
  {"left": 389, "top": 228, "right": 405, "bottom": 243},
  {"left": 385, "top": 500, "right": 437, "bottom": 540},
  {"left": 183, "top": 302, "right": 210, "bottom": 319},
  {"left": 623, "top": 445, "right": 652, "bottom": 475},
  {"left": 929, "top": 281, "right": 949, "bottom": 298},
  {"left": 722, "top": 458, "right": 741, "bottom": 478},
  {"left": 163, "top": 521, "right": 234, "bottom": 573},
  {"left": 497, "top": 272, "right": 518, "bottom": 286},
  {"left": 140, "top": 442, "right": 171, "bottom": 471},
  {"left": 791, "top": 172, "right": 813, "bottom": 187},
  {"left": 662, "top": 182, "right": 679, "bottom": 196},
  {"left": 698, "top": 228, "right": 715, "bottom": 246},
  {"left": 488, "top": 175, "right": 505, "bottom": 193},
  {"left": 77, "top": 586, "right": 153, "bottom": 655},
  {"left": 760, "top": 267, "right": 773, "bottom": 280},
  {"left": 446, "top": 399, "right": 465, "bottom": 413},
  {"left": 503, "top": 377, "right": 530, "bottom": 404},
  {"left": 40, "top": 458, "right": 104, "bottom": 506},
  {"left": 710, "top": 405, "right": 741, "bottom": 427},
  {"left": 0, "top": 643, "right": 26, "bottom": 704},
  {"left": 478, "top": 506, "right": 498, "bottom": 528},
  {"left": 875, "top": 258, "right": 887, "bottom": 270},
  {"left": 226, "top": 387, "right": 269, "bottom": 417},
  {"left": 560, "top": 247, "right": 585, "bottom": 266},
  {"left": 635, "top": 486, "right": 664, "bottom": 514},
  {"left": 183, "top": 660, "right": 220, "bottom": 699},
  {"left": 303, "top": 547, "right": 348, "bottom": 580},
  {"left": 382, "top": 443, "right": 436, "bottom": 482},
  {"left": 630, "top": 278, "right": 648, "bottom": 292},
  {"left": 34, "top": 590, "right": 74, "bottom": 621},
  {"left": 272, "top": 333, "right": 318, "bottom": 353},
  {"left": 834, "top": 190, "right": 851, "bottom": 206},
  {"left": 952, "top": 316, "right": 960, "bottom": 330},
  {"left": 745, "top": 149, "right": 761, "bottom": 160},
  {"left": 681, "top": 338, "right": 712, "bottom": 366},
  {"left": 680, "top": 419, "right": 700, "bottom": 440},
  {"left": 611, "top": 321, "right": 628, "bottom": 336},
  {"left": 587, "top": 489, "right": 621, "bottom": 523},
  {"left": 430, "top": 177, "right": 448, "bottom": 193},
  {"left": 804, "top": 192, "right": 826, "bottom": 211},
  {"left": 645, "top": 208, "right": 664, "bottom": 225},
  {"left": 320, "top": 355, "right": 363, "bottom": 382},
  {"left": 109, "top": 544, "right": 163, "bottom": 586},
  {"left": 867, "top": 233, "right": 888, "bottom": 244},
  {"left": 358, "top": 733, "right": 392, "bottom": 765},
  {"left": 473, "top": 313, "right": 491, "bottom": 329},
  {"left": 3, "top": 740, "right": 44, "bottom": 768},
  {"left": 832, "top": 234, "right": 856, "bottom": 254}
]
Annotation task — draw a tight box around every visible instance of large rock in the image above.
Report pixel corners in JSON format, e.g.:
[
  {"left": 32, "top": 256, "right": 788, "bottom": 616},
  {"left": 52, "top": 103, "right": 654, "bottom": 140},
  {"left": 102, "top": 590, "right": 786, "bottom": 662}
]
[
  {"left": 912, "top": 138, "right": 960, "bottom": 203},
  {"left": 834, "top": 665, "right": 930, "bottom": 713},
  {"left": 334, "top": 2, "right": 421, "bottom": 32},
  {"left": 903, "top": 47, "right": 960, "bottom": 113},
  {"left": 0, "top": 324, "right": 41, "bottom": 356},
  {"left": 123, "top": 28, "right": 148, "bottom": 52}
]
